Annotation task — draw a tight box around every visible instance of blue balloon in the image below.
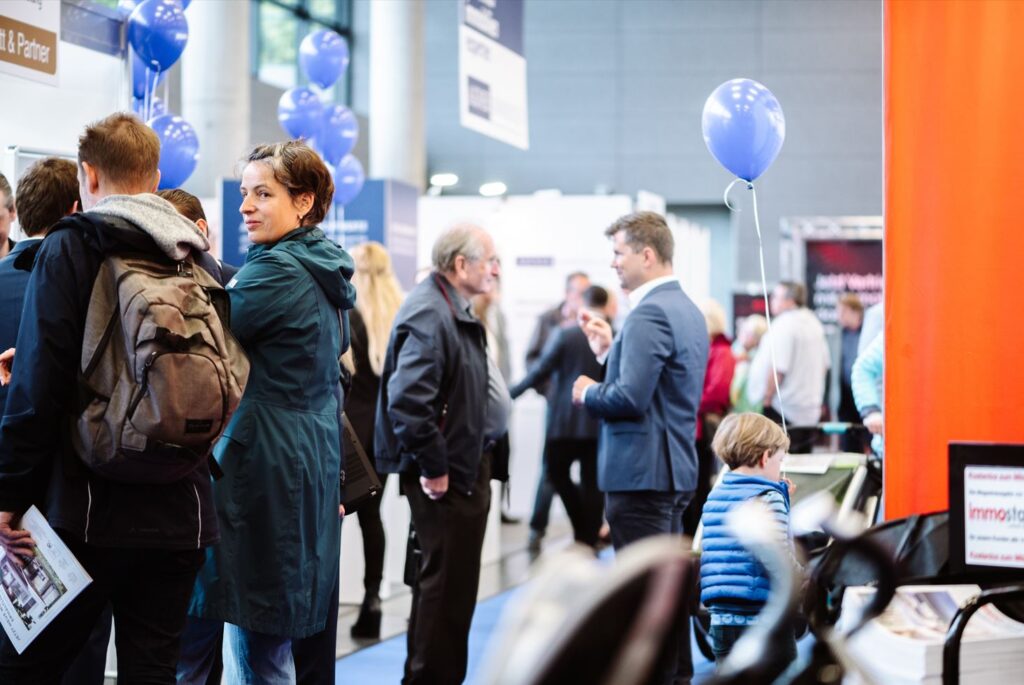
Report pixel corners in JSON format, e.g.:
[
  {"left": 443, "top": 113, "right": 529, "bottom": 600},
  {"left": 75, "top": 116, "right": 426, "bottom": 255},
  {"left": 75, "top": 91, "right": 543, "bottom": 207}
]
[
  {"left": 133, "top": 95, "right": 167, "bottom": 119},
  {"left": 333, "top": 155, "right": 365, "bottom": 207},
  {"left": 131, "top": 50, "right": 166, "bottom": 99},
  {"left": 149, "top": 114, "right": 199, "bottom": 189},
  {"left": 701, "top": 78, "right": 785, "bottom": 182},
  {"left": 128, "top": 0, "right": 189, "bottom": 72},
  {"left": 315, "top": 105, "right": 359, "bottom": 166},
  {"left": 278, "top": 87, "right": 324, "bottom": 140},
  {"left": 299, "top": 30, "right": 349, "bottom": 90}
]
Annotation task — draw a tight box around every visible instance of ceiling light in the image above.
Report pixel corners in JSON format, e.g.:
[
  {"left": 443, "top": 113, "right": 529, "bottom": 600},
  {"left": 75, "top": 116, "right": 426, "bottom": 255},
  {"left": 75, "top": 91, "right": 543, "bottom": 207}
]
[
  {"left": 430, "top": 172, "right": 459, "bottom": 188},
  {"left": 479, "top": 181, "right": 507, "bottom": 197}
]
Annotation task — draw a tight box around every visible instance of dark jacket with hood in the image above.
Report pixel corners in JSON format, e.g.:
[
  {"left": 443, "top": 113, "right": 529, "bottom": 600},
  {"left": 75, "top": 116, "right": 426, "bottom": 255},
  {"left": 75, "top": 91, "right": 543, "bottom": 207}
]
[
  {"left": 375, "top": 273, "right": 489, "bottom": 495},
  {"left": 188, "top": 226, "right": 356, "bottom": 639},
  {"left": 0, "top": 194, "right": 220, "bottom": 549}
]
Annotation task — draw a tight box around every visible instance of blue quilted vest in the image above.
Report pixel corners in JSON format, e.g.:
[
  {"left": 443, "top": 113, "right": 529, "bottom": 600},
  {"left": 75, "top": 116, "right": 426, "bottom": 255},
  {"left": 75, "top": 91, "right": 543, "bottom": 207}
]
[{"left": 699, "top": 472, "right": 790, "bottom": 612}]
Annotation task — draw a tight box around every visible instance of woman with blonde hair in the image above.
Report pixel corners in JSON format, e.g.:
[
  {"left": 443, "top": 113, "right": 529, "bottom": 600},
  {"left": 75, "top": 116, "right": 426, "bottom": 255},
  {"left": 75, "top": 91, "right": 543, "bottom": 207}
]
[{"left": 344, "top": 241, "right": 404, "bottom": 639}]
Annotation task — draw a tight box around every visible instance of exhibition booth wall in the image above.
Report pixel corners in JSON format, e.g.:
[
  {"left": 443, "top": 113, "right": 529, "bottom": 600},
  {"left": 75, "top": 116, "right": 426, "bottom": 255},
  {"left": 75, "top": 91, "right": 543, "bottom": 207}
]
[{"left": 884, "top": 0, "right": 1024, "bottom": 519}]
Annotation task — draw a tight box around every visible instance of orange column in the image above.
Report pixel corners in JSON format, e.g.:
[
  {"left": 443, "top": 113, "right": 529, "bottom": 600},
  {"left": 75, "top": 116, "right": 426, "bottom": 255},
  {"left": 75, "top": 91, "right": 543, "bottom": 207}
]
[{"left": 885, "top": 0, "right": 1024, "bottom": 519}]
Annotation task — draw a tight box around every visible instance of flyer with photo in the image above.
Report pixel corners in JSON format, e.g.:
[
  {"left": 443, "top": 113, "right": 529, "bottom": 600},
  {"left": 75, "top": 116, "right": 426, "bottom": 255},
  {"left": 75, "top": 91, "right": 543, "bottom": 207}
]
[{"left": 0, "top": 506, "right": 92, "bottom": 653}]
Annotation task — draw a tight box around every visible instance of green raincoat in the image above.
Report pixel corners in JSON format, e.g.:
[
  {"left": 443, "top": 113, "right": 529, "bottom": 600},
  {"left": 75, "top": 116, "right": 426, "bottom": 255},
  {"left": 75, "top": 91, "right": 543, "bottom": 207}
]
[{"left": 189, "top": 227, "right": 355, "bottom": 638}]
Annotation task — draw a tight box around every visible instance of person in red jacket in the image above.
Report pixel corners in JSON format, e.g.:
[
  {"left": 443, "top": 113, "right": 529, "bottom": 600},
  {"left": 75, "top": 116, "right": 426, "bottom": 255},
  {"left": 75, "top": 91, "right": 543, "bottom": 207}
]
[{"left": 683, "top": 299, "right": 736, "bottom": 536}]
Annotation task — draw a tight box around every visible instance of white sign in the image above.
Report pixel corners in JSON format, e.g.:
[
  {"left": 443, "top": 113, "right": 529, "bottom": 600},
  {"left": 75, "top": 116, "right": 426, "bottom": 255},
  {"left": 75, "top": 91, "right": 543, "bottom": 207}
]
[
  {"left": 458, "top": 0, "right": 529, "bottom": 150},
  {"left": 963, "top": 465, "right": 1024, "bottom": 569},
  {"left": 0, "top": 0, "right": 60, "bottom": 86}
]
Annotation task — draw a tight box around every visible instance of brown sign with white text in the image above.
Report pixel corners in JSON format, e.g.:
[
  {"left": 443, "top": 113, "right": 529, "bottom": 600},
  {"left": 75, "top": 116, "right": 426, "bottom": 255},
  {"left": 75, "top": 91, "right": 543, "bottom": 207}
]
[{"left": 0, "top": 14, "right": 57, "bottom": 76}]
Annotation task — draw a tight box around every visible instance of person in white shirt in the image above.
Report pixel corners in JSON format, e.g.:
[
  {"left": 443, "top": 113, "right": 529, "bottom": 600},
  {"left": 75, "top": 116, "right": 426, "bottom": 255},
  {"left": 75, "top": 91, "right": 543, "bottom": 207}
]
[{"left": 746, "top": 281, "right": 830, "bottom": 452}]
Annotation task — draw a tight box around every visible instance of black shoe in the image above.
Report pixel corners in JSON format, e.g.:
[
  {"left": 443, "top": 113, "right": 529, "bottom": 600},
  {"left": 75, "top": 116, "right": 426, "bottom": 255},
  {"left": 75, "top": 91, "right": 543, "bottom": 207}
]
[
  {"left": 500, "top": 512, "right": 521, "bottom": 525},
  {"left": 350, "top": 595, "right": 382, "bottom": 639},
  {"left": 527, "top": 528, "right": 544, "bottom": 554}
]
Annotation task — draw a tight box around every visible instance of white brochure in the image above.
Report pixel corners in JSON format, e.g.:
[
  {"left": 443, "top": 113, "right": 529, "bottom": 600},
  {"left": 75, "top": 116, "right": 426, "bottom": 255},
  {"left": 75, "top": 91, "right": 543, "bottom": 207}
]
[{"left": 0, "top": 505, "right": 92, "bottom": 653}]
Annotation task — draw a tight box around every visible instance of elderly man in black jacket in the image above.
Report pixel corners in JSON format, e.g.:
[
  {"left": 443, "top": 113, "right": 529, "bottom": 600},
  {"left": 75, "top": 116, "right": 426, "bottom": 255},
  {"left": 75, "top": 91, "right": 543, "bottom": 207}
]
[{"left": 375, "top": 224, "right": 501, "bottom": 685}]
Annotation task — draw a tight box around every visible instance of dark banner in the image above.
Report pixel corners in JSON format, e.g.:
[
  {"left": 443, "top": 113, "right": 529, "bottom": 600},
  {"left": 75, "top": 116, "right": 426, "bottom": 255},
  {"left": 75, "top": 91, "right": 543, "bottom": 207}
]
[
  {"left": 804, "top": 239, "right": 883, "bottom": 327},
  {"left": 732, "top": 292, "right": 768, "bottom": 337}
]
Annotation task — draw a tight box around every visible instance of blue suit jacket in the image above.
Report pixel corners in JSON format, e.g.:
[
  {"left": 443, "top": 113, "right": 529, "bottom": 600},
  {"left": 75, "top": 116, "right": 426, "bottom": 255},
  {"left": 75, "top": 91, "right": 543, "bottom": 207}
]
[{"left": 584, "top": 281, "right": 709, "bottom": 493}]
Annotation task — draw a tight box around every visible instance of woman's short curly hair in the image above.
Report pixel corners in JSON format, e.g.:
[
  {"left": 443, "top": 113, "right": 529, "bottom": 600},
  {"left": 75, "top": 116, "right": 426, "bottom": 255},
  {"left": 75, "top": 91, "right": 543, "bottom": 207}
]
[{"left": 244, "top": 141, "right": 335, "bottom": 226}]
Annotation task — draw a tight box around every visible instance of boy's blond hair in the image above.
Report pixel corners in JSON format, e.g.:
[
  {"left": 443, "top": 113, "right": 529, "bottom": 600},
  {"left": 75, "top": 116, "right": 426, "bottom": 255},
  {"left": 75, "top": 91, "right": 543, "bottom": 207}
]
[{"left": 711, "top": 413, "right": 790, "bottom": 469}]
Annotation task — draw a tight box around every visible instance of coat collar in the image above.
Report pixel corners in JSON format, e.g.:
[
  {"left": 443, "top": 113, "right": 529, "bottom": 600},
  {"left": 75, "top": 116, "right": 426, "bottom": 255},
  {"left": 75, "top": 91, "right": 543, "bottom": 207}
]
[{"left": 431, "top": 272, "right": 478, "bottom": 325}]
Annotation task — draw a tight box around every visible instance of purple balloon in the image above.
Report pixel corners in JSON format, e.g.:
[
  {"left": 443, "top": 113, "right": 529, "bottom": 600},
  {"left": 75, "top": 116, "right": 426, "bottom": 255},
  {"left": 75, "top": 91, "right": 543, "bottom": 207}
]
[
  {"left": 128, "top": 0, "right": 189, "bottom": 72},
  {"left": 277, "top": 87, "right": 324, "bottom": 140},
  {"left": 133, "top": 95, "right": 167, "bottom": 119},
  {"left": 701, "top": 78, "right": 785, "bottom": 182},
  {"left": 149, "top": 114, "right": 199, "bottom": 189},
  {"left": 315, "top": 105, "right": 359, "bottom": 166},
  {"left": 299, "top": 30, "right": 350, "bottom": 90},
  {"left": 333, "top": 155, "right": 365, "bottom": 207},
  {"left": 131, "top": 50, "right": 166, "bottom": 99}
]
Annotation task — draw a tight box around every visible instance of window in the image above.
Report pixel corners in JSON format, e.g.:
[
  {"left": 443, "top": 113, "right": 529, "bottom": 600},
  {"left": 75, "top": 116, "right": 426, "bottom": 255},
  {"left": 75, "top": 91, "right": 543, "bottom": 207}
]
[{"left": 252, "top": 0, "right": 352, "bottom": 102}]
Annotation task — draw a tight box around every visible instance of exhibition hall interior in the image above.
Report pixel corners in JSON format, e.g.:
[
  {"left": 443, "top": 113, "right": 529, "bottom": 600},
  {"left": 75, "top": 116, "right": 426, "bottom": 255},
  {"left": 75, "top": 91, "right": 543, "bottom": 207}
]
[{"left": 0, "top": 0, "right": 1022, "bottom": 683}]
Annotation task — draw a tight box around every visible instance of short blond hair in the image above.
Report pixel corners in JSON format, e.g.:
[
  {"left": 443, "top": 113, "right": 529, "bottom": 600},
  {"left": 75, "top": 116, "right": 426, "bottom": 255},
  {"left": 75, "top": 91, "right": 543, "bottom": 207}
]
[
  {"left": 78, "top": 113, "right": 160, "bottom": 188},
  {"left": 711, "top": 413, "right": 790, "bottom": 469}
]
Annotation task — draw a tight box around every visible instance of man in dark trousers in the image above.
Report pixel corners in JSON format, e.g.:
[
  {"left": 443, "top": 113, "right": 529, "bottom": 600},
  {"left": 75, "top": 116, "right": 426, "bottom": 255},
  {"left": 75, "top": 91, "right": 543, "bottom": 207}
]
[
  {"left": 375, "top": 224, "right": 500, "bottom": 685},
  {"left": 0, "top": 113, "right": 219, "bottom": 682},
  {"left": 510, "top": 285, "right": 610, "bottom": 547},
  {"left": 573, "top": 211, "right": 708, "bottom": 685},
  {"left": 523, "top": 270, "right": 589, "bottom": 549}
]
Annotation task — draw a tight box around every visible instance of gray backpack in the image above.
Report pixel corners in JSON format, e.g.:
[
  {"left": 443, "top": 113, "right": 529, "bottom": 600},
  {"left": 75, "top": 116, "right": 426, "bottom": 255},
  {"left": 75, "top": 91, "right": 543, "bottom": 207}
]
[{"left": 74, "top": 253, "right": 250, "bottom": 483}]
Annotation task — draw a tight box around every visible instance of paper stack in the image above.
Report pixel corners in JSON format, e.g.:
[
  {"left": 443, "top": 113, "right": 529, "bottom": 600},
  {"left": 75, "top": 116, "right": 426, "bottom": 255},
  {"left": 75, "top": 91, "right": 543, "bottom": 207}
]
[{"left": 839, "top": 584, "right": 1024, "bottom": 684}]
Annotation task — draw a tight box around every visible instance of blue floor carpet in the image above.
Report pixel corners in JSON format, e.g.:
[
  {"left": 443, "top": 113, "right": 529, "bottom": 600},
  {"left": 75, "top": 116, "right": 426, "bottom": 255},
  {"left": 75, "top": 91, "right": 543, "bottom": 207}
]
[
  {"left": 335, "top": 589, "right": 515, "bottom": 683},
  {"left": 335, "top": 585, "right": 718, "bottom": 683}
]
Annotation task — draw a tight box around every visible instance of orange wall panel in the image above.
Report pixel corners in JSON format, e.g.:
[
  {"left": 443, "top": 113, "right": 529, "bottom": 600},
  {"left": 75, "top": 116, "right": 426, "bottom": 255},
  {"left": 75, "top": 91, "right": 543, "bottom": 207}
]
[{"left": 885, "top": 0, "right": 1024, "bottom": 519}]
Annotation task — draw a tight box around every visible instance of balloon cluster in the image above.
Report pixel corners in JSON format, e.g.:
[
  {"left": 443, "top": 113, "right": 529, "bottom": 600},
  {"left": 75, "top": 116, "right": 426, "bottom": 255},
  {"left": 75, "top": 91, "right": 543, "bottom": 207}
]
[
  {"left": 124, "top": 0, "right": 199, "bottom": 190},
  {"left": 277, "top": 29, "right": 364, "bottom": 207}
]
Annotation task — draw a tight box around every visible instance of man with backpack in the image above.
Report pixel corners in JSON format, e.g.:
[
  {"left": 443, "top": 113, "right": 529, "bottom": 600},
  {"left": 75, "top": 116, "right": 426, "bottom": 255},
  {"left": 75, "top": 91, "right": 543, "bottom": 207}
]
[{"left": 0, "top": 113, "right": 246, "bottom": 682}]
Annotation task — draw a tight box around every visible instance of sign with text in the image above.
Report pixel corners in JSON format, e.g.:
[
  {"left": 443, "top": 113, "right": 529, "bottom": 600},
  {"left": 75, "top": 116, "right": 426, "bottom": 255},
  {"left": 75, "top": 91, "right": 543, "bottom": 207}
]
[
  {"left": 0, "top": 1, "right": 59, "bottom": 86},
  {"left": 804, "top": 239, "right": 882, "bottom": 329},
  {"left": 964, "top": 465, "right": 1024, "bottom": 570},
  {"left": 458, "top": 0, "right": 529, "bottom": 150},
  {"left": 336, "top": 179, "right": 419, "bottom": 291}
]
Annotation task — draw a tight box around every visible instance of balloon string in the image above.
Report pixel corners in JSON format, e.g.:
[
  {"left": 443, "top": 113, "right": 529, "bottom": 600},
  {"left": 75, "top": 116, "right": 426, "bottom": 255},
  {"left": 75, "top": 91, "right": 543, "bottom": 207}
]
[
  {"left": 744, "top": 180, "right": 788, "bottom": 435},
  {"left": 723, "top": 178, "right": 745, "bottom": 212},
  {"left": 150, "top": 65, "right": 161, "bottom": 122}
]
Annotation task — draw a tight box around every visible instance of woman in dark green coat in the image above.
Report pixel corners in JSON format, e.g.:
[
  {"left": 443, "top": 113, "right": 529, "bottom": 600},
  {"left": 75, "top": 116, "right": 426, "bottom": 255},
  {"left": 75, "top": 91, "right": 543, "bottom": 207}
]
[{"left": 178, "top": 141, "right": 355, "bottom": 684}]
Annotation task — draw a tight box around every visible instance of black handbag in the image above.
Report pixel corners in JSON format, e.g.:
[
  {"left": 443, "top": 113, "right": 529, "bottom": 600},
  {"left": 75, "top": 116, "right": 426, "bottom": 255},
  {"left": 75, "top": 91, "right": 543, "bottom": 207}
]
[{"left": 340, "top": 413, "right": 383, "bottom": 514}]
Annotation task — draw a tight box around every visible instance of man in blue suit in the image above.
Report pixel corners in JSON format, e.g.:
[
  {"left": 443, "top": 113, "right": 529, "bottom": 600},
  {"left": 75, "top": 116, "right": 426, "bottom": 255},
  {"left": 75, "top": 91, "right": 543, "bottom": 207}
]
[{"left": 572, "top": 211, "right": 708, "bottom": 685}]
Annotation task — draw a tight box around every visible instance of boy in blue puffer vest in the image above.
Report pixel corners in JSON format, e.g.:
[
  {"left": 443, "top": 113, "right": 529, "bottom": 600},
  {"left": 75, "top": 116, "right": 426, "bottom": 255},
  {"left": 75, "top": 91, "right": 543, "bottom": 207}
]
[{"left": 699, "top": 412, "right": 797, "bottom": 673}]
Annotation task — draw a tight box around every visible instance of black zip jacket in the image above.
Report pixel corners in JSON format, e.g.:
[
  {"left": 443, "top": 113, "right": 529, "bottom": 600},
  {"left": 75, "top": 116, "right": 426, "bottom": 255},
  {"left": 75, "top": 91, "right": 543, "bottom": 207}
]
[
  {"left": 374, "top": 273, "right": 489, "bottom": 495},
  {"left": 0, "top": 212, "right": 219, "bottom": 549}
]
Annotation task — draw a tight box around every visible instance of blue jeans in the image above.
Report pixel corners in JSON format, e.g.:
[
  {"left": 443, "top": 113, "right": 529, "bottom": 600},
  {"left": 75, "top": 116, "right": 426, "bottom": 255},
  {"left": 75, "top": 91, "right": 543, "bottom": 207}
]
[
  {"left": 178, "top": 619, "right": 295, "bottom": 685},
  {"left": 224, "top": 625, "right": 295, "bottom": 685},
  {"left": 710, "top": 623, "right": 797, "bottom": 678}
]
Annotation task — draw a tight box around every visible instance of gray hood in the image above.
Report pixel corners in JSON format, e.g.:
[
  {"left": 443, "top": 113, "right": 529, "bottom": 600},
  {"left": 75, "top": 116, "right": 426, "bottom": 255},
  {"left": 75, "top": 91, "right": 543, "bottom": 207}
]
[{"left": 91, "top": 194, "right": 209, "bottom": 261}]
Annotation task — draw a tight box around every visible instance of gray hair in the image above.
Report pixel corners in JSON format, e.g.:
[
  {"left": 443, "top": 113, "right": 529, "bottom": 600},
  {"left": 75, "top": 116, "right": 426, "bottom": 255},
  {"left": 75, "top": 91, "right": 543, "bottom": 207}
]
[{"left": 432, "top": 224, "right": 487, "bottom": 272}]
